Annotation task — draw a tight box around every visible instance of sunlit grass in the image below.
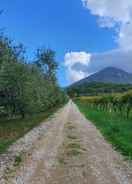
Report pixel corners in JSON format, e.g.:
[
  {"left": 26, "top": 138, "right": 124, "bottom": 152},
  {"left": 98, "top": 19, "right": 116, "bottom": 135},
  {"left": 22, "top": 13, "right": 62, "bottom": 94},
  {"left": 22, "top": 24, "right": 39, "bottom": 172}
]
[{"left": 75, "top": 99, "right": 132, "bottom": 159}]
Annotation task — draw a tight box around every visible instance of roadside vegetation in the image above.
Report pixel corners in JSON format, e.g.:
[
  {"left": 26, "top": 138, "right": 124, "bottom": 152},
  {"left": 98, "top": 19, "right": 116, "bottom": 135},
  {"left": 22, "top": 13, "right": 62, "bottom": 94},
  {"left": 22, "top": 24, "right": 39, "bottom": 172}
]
[
  {"left": 0, "top": 106, "right": 60, "bottom": 153},
  {"left": 75, "top": 93, "right": 132, "bottom": 159},
  {"left": 78, "top": 91, "right": 132, "bottom": 118},
  {"left": 0, "top": 34, "right": 68, "bottom": 153}
]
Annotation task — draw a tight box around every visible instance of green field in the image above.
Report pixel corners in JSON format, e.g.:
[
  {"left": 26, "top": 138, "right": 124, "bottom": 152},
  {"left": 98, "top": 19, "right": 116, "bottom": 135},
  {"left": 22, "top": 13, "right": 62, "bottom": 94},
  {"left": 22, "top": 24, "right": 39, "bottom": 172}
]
[
  {"left": 75, "top": 99, "right": 132, "bottom": 159},
  {"left": 0, "top": 105, "right": 60, "bottom": 153}
]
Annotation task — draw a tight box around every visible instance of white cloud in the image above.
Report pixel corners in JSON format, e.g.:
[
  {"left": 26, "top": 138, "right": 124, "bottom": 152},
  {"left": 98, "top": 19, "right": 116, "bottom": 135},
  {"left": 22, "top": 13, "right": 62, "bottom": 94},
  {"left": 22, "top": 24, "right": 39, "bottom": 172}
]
[
  {"left": 82, "top": 0, "right": 132, "bottom": 50},
  {"left": 64, "top": 52, "right": 91, "bottom": 82},
  {"left": 82, "top": 0, "right": 132, "bottom": 24},
  {"left": 65, "top": 52, "right": 91, "bottom": 66},
  {"left": 67, "top": 69, "right": 87, "bottom": 83},
  {"left": 118, "top": 22, "right": 132, "bottom": 50}
]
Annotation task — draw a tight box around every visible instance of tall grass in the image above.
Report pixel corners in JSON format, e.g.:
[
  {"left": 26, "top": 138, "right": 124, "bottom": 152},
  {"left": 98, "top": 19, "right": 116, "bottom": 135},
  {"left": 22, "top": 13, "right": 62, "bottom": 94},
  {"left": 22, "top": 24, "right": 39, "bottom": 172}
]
[
  {"left": 75, "top": 99, "right": 132, "bottom": 159},
  {"left": 0, "top": 105, "right": 61, "bottom": 153}
]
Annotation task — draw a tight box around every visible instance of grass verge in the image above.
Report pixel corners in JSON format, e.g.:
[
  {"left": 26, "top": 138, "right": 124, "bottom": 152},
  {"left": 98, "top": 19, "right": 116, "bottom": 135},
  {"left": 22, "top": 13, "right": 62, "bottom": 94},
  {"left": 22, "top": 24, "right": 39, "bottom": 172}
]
[
  {"left": 0, "top": 104, "right": 62, "bottom": 153},
  {"left": 75, "top": 99, "right": 132, "bottom": 160}
]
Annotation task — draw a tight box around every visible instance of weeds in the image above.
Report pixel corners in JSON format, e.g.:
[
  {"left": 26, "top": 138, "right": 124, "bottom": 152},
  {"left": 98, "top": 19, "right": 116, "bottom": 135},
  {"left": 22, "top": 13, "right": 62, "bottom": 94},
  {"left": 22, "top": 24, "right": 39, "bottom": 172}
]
[
  {"left": 0, "top": 105, "right": 59, "bottom": 153},
  {"left": 14, "top": 154, "right": 22, "bottom": 167},
  {"left": 67, "top": 135, "right": 78, "bottom": 140}
]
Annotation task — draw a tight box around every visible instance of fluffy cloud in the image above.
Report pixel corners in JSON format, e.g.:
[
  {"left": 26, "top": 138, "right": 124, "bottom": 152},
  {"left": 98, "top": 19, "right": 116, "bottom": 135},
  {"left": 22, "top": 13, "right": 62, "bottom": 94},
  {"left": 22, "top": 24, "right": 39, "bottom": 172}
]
[
  {"left": 82, "top": 0, "right": 132, "bottom": 24},
  {"left": 118, "top": 22, "right": 132, "bottom": 50},
  {"left": 65, "top": 52, "right": 91, "bottom": 67},
  {"left": 82, "top": 0, "right": 132, "bottom": 49},
  {"left": 64, "top": 52, "right": 91, "bottom": 82}
]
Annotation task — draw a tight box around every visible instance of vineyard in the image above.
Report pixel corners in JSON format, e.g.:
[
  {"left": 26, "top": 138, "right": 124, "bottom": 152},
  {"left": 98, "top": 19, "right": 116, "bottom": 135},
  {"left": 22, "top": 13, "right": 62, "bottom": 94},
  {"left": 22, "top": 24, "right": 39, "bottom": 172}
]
[
  {"left": 75, "top": 91, "right": 132, "bottom": 159},
  {"left": 77, "top": 91, "right": 132, "bottom": 118}
]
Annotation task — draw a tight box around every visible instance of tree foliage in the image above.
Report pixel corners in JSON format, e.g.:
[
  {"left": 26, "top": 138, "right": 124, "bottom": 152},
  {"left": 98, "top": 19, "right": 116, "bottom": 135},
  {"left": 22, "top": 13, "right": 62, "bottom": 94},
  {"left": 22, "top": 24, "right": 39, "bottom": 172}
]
[
  {"left": 0, "top": 35, "right": 67, "bottom": 118},
  {"left": 67, "top": 82, "right": 132, "bottom": 97}
]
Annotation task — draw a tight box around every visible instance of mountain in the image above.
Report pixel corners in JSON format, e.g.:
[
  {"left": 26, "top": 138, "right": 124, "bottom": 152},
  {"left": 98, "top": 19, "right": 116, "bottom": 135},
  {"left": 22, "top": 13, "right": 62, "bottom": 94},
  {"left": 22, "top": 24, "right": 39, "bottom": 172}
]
[
  {"left": 67, "top": 67, "right": 132, "bottom": 97},
  {"left": 74, "top": 67, "right": 132, "bottom": 86}
]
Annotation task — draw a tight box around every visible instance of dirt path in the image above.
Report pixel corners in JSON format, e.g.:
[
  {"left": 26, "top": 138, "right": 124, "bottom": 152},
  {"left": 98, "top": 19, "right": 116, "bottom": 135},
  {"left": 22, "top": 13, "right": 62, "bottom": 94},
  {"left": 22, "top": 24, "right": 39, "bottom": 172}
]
[{"left": 1, "top": 101, "right": 132, "bottom": 184}]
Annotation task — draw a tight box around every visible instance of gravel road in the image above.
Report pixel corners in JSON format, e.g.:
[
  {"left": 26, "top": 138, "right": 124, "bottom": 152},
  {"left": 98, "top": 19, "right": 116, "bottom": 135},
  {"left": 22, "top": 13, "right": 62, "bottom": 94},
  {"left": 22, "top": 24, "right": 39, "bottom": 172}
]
[{"left": 1, "top": 101, "right": 132, "bottom": 184}]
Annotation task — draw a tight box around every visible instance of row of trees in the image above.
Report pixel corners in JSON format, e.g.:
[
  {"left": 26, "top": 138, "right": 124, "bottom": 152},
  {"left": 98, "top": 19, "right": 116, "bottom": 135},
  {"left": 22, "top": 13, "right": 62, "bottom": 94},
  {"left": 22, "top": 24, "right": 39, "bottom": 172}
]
[
  {"left": 0, "top": 35, "right": 67, "bottom": 118},
  {"left": 79, "top": 91, "right": 132, "bottom": 118},
  {"left": 67, "top": 82, "right": 132, "bottom": 97}
]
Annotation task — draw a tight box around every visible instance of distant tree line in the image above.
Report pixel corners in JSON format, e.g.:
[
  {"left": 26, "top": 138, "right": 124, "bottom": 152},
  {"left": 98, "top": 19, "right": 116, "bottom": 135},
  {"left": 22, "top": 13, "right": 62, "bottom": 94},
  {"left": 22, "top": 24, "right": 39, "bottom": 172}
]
[
  {"left": 0, "top": 35, "right": 67, "bottom": 118},
  {"left": 67, "top": 82, "right": 132, "bottom": 98}
]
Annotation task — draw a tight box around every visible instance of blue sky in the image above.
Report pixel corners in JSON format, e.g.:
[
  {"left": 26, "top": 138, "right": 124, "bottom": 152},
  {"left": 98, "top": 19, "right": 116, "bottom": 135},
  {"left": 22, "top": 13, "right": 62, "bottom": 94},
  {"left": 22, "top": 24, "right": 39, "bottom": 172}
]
[{"left": 0, "top": 0, "right": 132, "bottom": 86}]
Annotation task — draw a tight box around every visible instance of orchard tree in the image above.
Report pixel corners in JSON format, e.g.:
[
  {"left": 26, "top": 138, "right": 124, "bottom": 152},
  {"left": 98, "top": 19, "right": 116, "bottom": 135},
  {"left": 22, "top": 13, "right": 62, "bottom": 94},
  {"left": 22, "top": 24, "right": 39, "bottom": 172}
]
[{"left": 35, "top": 48, "right": 58, "bottom": 82}]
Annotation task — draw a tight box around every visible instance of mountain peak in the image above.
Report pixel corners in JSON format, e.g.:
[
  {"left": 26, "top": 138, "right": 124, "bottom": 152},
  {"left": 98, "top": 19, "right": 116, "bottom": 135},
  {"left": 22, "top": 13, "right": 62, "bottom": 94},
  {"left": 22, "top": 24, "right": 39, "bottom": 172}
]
[{"left": 73, "top": 67, "right": 132, "bottom": 86}]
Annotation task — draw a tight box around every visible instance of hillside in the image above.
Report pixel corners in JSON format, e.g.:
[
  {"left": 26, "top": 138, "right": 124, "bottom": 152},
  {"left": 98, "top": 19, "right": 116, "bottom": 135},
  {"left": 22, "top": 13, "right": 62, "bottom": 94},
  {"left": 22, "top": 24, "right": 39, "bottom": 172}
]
[
  {"left": 67, "top": 67, "right": 132, "bottom": 97},
  {"left": 75, "top": 67, "right": 132, "bottom": 86}
]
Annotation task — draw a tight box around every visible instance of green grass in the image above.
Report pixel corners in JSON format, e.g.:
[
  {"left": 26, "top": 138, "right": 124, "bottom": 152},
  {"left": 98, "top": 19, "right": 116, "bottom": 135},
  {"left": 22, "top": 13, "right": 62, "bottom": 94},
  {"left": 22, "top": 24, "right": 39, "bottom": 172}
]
[
  {"left": 14, "top": 154, "right": 22, "bottom": 167},
  {"left": 0, "top": 105, "right": 60, "bottom": 153},
  {"left": 75, "top": 99, "right": 132, "bottom": 160}
]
